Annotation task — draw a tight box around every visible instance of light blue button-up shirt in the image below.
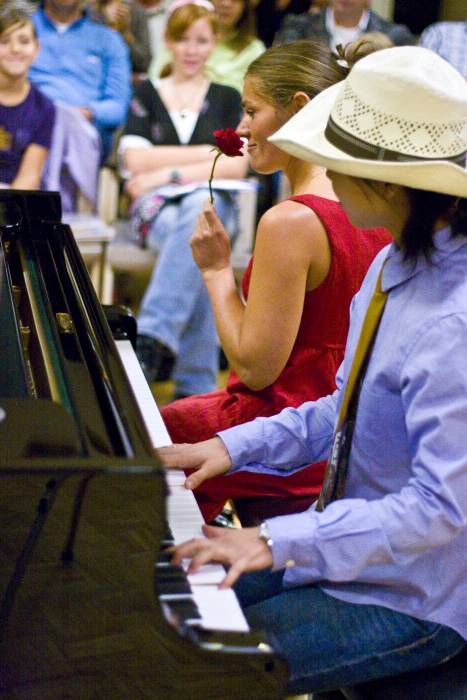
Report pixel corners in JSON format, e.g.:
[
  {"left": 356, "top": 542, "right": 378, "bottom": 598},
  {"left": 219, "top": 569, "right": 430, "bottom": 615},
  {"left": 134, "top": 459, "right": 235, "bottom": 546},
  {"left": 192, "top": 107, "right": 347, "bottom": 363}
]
[
  {"left": 31, "top": 8, "right": 131, "bottom": 130},
  {"left": 220, "top": 228, "right": 467, "bottom": 639}
]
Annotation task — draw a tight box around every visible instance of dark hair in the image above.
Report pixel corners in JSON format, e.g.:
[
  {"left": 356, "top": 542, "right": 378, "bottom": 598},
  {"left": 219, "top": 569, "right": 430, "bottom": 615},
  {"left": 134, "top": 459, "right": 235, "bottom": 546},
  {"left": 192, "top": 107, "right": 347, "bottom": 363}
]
[
  {"left": 222, "top": 0, "right": 257, "bottom": 52},
  {"left": 401, "top": 191, "right": 466, "bottom": 260},
  {"left": 0, "top": 0, "right": 36, "bottom": 37}
]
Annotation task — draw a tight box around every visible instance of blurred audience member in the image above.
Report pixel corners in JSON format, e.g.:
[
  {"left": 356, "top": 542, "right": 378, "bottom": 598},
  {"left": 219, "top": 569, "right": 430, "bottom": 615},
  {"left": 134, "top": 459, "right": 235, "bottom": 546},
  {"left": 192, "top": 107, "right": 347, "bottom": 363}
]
[
  {"left": 254, "top": 0, "right": 323, "bottom": 47},
  {"left": 419, "top": 21, "right": 467, "bottom": 77},
  {"left": 90, "top": 0, "right": 151, "bottom": 76},
  {"left": 0, "top": 0, "right": 55, "bottom": 189},
  {"left": 137, "top": 0, "right": 172, "bottom": 67},
  {"left": 275, "top": 0, "right": 413, "bottom": 50},
  {"left": 150, "top": 0, "right": 265, "bottom": 92},
  {"left": 121, "top": 1, "right": 247, "bottom": 398},
  {"left": 30, "top": 0, "right": 131, "bottom": 159},
  {"left": 207, "top": 0, "right": 264, "bottom": 91}
]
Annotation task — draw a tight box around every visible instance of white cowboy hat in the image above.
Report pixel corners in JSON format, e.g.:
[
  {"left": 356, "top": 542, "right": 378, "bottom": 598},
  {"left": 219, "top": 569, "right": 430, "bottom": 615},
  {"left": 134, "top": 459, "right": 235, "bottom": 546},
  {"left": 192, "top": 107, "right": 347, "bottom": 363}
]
[{"left": 269, "top": 46, "right": 467, "bottom": 198}]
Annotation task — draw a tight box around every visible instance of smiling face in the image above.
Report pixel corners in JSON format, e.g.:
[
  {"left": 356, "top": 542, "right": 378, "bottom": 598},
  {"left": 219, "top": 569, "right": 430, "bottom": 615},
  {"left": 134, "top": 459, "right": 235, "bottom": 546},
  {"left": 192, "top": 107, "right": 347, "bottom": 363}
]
[
  {"left": 239, "top": 77, "right": 294, "bottom": 174},
  {"left": 166, "top": 17, "right": 216, "bottom": 80},
  {"left": 0, "top": 21, "right": 38, "bottom": 82}
]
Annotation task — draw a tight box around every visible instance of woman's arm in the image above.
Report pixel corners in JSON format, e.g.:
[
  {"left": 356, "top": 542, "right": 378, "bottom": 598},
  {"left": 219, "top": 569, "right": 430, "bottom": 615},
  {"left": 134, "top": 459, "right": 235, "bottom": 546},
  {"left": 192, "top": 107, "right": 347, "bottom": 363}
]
[
  {"left": 123, "top": 144, "right": 214, "bottom": 174},
  {"left": 11, "top": 144, "right": 48, "bottom": 190},
  {"left": 125, "top": 153, "right": 248, "bottom": 199},
  {"left": 192, "top": 199, "right": 331, "bottom": 390}
]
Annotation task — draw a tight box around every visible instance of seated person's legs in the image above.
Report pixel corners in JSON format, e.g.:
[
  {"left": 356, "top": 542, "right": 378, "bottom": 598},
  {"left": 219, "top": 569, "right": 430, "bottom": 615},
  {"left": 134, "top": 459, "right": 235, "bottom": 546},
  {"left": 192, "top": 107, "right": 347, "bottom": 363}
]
[
  {"left": 171, "top": 282, "right": 219, "bottom": 398},
  {"left": 235, "top": 571, "right": 466, "bottom": 695},
  {"left": 137, "top": 188, "right": 236, "bottom": 393}
]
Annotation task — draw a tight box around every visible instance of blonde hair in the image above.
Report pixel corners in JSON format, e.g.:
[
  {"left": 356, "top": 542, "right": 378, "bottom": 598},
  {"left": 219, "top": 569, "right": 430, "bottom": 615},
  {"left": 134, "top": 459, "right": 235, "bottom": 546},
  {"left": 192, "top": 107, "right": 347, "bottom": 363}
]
[
  {"left": 337, "top": 32, "right": 394, "bottom": 64},
  {"left": 160, "top": 4, "right": 218, "bottom": 77},
  {"left": 246, "top": 37, "right": 393, "bottom": 114},
  {"left": 246, "top": 41, "right": 347, "bottom": 112}
]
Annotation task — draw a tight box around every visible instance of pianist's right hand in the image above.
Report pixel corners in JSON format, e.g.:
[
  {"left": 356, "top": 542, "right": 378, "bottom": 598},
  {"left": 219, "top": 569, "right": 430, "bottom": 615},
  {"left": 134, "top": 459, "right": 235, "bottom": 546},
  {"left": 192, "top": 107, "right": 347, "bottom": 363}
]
[{"left": 157, "top": 437, "right": 232, "bottom": 490}]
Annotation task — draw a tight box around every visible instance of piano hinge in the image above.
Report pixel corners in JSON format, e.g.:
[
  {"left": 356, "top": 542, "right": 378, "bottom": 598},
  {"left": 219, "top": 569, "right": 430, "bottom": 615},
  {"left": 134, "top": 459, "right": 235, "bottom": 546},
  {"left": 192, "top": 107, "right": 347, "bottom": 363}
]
[{"left": 56, "top": 312, "right": 74, "bottom": 334}]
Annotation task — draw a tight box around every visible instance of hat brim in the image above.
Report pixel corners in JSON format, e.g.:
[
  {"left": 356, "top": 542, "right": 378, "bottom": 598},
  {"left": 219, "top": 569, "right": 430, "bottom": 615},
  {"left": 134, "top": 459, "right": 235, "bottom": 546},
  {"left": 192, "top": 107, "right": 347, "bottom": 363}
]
[{"left": 269, "top": 82, "right": 467, "bottom": 199}]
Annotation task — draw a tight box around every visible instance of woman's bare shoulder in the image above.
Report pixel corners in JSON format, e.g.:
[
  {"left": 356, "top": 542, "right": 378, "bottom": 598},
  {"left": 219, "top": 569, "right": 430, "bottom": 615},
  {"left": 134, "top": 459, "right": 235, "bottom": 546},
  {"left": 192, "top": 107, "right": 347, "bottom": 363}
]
[{"left": 256, "top": 198, "right": 327, "bottom": 247}]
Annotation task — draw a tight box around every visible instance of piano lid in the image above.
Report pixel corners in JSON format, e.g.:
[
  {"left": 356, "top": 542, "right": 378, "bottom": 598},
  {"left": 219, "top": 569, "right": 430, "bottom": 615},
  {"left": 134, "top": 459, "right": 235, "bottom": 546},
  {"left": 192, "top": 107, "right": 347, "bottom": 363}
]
[{"left": 0, "top": 189, "right": 160, "bottom": 476}]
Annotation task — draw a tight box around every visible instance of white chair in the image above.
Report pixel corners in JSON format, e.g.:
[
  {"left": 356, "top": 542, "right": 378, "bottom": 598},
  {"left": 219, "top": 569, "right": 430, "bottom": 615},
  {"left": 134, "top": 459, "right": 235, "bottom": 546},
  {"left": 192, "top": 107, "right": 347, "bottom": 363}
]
[{"left": 64, "top": 166, "right": 120, "bottom": 304}]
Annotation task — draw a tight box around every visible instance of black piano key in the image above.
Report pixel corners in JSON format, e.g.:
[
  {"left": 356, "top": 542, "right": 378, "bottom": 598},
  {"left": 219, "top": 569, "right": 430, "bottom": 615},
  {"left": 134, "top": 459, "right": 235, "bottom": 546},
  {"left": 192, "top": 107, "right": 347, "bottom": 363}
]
[
  {"left": 167, "top": 598, "right": 202, "bottom": 621},
  {"left": 158, "top": 578, "right": 192, "bottom": 595},
  {"left": 157, "top": 549, "right": 174, "bottom": 564},
  {"left": 157, "top": 566, "right": 187, "bottom": 582}
]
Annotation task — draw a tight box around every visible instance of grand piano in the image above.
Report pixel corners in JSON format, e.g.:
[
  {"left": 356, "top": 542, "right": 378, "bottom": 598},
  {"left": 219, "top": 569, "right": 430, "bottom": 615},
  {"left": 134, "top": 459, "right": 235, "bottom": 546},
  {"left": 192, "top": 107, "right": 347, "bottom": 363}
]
[{"left": 0, "top": 190, "right": 288, "bottom": 699}]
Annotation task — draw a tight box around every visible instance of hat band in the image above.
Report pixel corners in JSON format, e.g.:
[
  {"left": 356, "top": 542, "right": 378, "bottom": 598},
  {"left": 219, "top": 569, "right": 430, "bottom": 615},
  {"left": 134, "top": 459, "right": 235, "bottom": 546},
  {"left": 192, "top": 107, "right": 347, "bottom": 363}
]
[{"left": 325, "top": 116, "right": 467, "bottom": 167}]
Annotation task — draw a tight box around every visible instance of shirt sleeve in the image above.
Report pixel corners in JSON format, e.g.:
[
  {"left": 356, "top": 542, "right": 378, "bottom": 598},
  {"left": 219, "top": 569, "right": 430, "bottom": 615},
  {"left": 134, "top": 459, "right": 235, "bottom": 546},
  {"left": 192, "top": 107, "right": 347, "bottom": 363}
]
[
  {"left": 87, "top": 29, "right": 131, "bottom": 128},
  {"left": 31, "top": 93, "right": 56, "bottom": 150},
  {"left": 218, "top": 381, "right": 340, "bottom": 473},
  {"left": 123, "top": 82, "right": 153, "bottom": 140},
  {"left": 267, "top": 313, "right": 467, "bottom": 580},
  {"left": 418, "top": 24, "right": 440, "bottom": 51}
]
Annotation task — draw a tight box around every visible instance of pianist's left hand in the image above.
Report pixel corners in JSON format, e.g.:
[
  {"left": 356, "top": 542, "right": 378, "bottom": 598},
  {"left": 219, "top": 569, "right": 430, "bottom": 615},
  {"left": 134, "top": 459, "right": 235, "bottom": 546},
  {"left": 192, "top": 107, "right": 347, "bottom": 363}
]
[{"left": 170, "top": 524, "right": 273, "bottom": 589}]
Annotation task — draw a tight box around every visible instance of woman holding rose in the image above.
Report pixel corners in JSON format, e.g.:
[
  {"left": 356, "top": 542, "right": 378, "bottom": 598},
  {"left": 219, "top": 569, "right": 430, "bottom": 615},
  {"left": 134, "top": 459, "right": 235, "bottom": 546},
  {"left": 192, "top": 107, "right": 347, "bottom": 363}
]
[{"left": 160, "top": 39, "right": 391, "bottom": 524}]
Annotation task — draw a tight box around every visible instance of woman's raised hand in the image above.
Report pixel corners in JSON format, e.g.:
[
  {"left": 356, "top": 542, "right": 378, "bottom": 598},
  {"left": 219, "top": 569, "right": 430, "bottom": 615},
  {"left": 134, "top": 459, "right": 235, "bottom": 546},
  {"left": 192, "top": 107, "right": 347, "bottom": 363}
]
[
  {"left": 157, "top": 437, "right": 232, "bottom": 490},
  {"left": 190, "top": 202, "right": 232, "bottom": 274}
]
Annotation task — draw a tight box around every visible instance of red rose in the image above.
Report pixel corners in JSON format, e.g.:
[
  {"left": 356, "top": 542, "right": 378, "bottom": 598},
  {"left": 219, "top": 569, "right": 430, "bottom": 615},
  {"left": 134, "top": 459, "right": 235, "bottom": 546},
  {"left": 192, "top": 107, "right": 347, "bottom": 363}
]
[
  {"left": 209, "top": 128, "right": 245, "bottom": 203},
  {"left": 213, "top": 128, "right": 244, "bottom": 157}
]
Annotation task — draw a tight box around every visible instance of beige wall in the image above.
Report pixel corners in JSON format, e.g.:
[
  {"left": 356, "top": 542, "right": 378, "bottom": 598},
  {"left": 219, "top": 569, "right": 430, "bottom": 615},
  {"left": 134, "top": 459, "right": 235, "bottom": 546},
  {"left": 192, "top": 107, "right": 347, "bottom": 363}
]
[
  {"left": 371, "top": 0, "right": 395, "bottom": 21},
  {"left": 441, "top": 0, "right": 467, "bottom": 20}
]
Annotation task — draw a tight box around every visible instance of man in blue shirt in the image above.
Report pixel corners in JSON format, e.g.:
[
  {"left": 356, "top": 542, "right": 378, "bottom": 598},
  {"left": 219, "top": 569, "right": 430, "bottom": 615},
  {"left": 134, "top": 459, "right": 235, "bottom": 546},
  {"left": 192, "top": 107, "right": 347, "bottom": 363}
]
[{"left": 31, "top": 0, "right": 131, "bottom": 157}]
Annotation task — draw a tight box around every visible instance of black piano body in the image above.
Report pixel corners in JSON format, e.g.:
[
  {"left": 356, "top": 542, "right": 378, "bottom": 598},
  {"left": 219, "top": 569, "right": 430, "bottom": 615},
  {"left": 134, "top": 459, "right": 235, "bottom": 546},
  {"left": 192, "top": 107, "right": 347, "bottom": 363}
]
[{"left": 0, "top": 190, "right": 288, "bottom": 699}]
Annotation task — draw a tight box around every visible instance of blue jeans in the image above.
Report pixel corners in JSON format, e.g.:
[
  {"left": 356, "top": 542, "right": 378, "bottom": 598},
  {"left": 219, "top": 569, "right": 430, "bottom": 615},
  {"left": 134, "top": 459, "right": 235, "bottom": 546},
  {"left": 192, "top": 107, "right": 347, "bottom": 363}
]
[
  {"left": 137, "top": 188, "right": 237, "bottom": 396},
  {"left": 235, "top": 569, "right": 466, "bottom": 695}
]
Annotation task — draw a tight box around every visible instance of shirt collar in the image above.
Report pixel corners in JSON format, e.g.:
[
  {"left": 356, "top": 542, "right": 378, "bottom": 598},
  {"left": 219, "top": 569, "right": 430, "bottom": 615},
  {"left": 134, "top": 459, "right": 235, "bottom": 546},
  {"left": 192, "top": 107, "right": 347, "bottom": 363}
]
[
  {"left": 325, "top": 6, "right": 370, "bottom": 34},
  {"left": 39, "top": 4, "right": 88, "bottom": 29},
  {"left": 382, "top": 227, "right": 467, "bottom": 292}
]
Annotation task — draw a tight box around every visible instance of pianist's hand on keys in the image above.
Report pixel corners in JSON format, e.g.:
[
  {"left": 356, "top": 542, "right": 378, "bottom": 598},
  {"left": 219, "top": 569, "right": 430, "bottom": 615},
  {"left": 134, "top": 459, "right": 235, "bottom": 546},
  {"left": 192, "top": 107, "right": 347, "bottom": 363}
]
[
  {"left": 158, "top": 437, "right": 232, "bottom": 490},
  {"left": 170, "top": 523, "right": 273, "bottom": 589}
]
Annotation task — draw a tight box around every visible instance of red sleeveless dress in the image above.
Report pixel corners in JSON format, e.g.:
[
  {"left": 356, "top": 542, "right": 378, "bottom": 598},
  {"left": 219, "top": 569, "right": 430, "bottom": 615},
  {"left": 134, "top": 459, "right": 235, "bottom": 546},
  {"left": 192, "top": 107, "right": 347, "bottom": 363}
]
[{"left": 161, "top": 195, "right": 391, "bottom": 522}]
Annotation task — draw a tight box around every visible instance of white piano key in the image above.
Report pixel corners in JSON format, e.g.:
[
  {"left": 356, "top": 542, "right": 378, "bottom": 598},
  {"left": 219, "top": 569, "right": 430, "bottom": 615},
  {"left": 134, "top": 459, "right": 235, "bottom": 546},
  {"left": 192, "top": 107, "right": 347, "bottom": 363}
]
[
  {"left": 191, "top": 586, "right": 250, "bottom": 633},
  {"left": 116, "top": 339, "right": 249, "bottom": 633},
  {"left": 115, "top": 339, "right": 172, "bottom": 448}
]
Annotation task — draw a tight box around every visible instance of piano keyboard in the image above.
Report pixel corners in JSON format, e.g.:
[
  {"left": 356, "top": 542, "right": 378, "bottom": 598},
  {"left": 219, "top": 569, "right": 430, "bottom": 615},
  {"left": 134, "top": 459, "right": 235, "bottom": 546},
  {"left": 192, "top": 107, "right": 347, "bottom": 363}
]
[{"left": 116, "top": 340, "right": 249, "bottom": 634}]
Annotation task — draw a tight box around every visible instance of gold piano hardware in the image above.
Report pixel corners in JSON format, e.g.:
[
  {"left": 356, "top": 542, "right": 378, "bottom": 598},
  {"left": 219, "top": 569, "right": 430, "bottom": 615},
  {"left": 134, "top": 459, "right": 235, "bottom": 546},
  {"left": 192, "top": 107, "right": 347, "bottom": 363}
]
[{"left": 56, "top": 312, "right": 74, "bottom": 334}]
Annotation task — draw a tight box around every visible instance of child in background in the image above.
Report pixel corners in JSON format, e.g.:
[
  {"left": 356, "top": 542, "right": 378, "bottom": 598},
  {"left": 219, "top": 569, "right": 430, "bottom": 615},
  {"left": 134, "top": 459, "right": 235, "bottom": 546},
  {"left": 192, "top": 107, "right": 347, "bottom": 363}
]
[{"left": 0, "top": 1, "right": 55, "bottom": 189}]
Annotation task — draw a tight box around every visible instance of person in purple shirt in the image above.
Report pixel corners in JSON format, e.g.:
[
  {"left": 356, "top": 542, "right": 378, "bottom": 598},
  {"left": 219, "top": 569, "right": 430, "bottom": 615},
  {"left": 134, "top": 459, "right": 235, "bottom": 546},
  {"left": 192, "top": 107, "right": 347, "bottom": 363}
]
[
  {"left": 0, "top": 1, "right": 55, "bottom": 188},
  {"left": 159, "top": 47, "right": 467, "bottom": 694}
]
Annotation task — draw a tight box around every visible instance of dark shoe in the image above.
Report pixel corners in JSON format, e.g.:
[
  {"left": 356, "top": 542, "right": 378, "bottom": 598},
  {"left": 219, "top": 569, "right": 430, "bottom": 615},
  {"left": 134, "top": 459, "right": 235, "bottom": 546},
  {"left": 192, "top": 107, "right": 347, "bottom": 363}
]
[
  {"left": 211, "top": 507, "right": 236, "bottom": 528},
  {"left": 136, "top": 334, "right": 175, "bottom": 384}
]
